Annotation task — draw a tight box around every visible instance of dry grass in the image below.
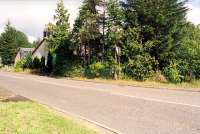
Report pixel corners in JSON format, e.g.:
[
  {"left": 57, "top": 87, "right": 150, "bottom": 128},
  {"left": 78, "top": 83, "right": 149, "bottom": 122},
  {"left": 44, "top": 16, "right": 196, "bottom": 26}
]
[{"left": 72, "top": 77, "right": 200, "bottom": 91}]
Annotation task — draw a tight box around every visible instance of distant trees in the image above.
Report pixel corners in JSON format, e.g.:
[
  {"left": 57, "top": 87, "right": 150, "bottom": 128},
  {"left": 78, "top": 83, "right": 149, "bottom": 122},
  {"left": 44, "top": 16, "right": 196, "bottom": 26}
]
[{"left": 0, "top": 21, "right": 31, "bottom": 65}]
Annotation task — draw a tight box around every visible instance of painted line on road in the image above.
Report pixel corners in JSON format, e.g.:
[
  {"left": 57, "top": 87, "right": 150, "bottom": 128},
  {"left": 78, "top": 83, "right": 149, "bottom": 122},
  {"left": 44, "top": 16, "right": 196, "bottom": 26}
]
[
  {"left": 50, "top": 106, "right": 123, "bottom": 134},
  {"left": 1, "top": 73, "right": 200, "bottom": 109}
]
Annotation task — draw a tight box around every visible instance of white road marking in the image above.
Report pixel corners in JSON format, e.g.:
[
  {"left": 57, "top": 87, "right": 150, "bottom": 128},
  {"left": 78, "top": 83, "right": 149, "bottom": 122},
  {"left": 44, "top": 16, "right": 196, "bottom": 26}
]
[{"left": 1, "top": 73, "right": 200, "bottom": 109}]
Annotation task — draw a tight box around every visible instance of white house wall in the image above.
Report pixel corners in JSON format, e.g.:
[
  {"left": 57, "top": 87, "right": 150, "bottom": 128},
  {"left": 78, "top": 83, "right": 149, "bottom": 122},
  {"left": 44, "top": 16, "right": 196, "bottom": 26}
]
[{"left": 32, "top": 41, "right": 48, "bottom": 65}]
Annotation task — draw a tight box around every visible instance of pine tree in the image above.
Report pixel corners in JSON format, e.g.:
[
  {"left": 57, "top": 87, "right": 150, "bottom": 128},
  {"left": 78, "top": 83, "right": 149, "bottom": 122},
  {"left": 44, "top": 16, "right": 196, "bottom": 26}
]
[
  {"left": 123, "top": 0, "right": 188, "bottom": 69},
  {"left": 46, "top": 0, "right": 71, "bottom": 73},
  {"left": 46, "top": 0, "right": 70, "bottom": 54},
  {"left": 106, "top": 0, "right": 124, "bottom": 62},
  {"left": 0, "top": 21, "right": 31, "bottom": 65},
  {"left": 72, "top": 0, "right": 104, "bottom": 65}
]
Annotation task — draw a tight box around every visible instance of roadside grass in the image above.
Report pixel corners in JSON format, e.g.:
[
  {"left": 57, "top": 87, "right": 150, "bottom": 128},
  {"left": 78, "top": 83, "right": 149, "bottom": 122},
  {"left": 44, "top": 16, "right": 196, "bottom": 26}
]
[
  {"left": 73, "top": 77, "right": 200, "bottom": 91},
  {"left": 3, "top": 68, "right": 200, "bottom": 90},
  {"left": 0, "top": 102, "right": 98, "bottom": 134}
]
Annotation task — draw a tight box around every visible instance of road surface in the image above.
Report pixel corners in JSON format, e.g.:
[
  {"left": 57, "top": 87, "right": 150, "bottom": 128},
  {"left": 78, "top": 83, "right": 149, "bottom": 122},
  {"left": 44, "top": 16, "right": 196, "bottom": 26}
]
[{"left": 0, "top": 71, "right": 200, "bottom": 134}]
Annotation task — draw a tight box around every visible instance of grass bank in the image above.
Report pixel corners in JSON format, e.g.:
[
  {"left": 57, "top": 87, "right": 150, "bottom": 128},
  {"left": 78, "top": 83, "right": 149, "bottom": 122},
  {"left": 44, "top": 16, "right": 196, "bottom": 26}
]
[{"left": 0, "top": 101, "right": 98, "bottom": 134}]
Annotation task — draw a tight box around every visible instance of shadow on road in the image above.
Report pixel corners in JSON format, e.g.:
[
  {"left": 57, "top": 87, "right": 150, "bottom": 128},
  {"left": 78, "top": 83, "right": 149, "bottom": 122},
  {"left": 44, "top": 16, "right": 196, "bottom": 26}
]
[
  {"left": 2, "top": 95, "right": 30, "bottom": 102},
  {"left": 0, "top": 88, "right": 30, "bottom": 102}
]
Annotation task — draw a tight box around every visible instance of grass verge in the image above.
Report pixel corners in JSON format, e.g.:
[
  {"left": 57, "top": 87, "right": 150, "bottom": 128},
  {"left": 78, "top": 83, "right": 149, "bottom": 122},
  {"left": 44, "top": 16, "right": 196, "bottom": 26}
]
[
  {"left": 0, "top": 101, "right": 98, "bottom": 134},
  {"left": 73, "top": 77, "right": 200, "bottom": 91},
  {"left": 4, "top": 68, "right": 200, "bottom": 91}
]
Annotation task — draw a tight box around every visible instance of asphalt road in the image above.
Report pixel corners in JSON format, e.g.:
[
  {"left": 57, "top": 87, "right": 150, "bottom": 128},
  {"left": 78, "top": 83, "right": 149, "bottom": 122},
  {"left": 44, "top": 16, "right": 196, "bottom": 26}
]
[{"left": 0, "top": 71, "right": 200, "bottom": 134}]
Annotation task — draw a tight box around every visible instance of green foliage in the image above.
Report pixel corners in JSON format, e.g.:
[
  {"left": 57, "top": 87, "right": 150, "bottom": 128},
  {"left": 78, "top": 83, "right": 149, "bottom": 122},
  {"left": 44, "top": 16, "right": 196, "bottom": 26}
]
[
  {"left": 46, "top": 53, "right": 53, "bottom": 73},
  {"left": 46, "top": 0, "right": 70, "bottom": 54},
  {"left": 0, "top": 21, "right": 32, "bottom": 65},
  {"left": 32, "top": 57, "right": 41, "bottom": 69},
  {"left": 177, "top": 23, "right": 200, "bottom": 80},
  {"left": 14, "top": 54, "right": 33, "bottom": 71},
  {"left": 123, "top": 0, "right": 188, "bottom": 69},
  {"left": 40, "top": 56, "right": 46, "bottom": 72},
  {"left": 14, "top": 60, "right": 25, "bottom": 71},
  {"left": 85, "top": 62, "right": 113, "bottom": 79},
  {"left": 16, "top": 31, "right": 32, "bottom": 48},
  {"left": 23, "top": 53, "right": 33, "bottom": 69},
  {"left": 150, "top": 71, "right": 167, "bottom": 83},
  {"left": 0, "top": 22, "right": 18, "bottom": 65},
  {"left": 10, "top": 0, "right": 200, "bottom": 83},
  {"left": 64, "top": 63, "right": 84, "bottom": 78},
  {"left": 72, "top": 0, "right": 105, "bottom": 65},
  {"left": 124, "top": 55, "right": 157, "bottom": 81},
  {"left": 164, "top": 62, "right": 183, "bottom": 83},
  {"left": 191, "top": 58, "right": 200, "bottom": 79}
]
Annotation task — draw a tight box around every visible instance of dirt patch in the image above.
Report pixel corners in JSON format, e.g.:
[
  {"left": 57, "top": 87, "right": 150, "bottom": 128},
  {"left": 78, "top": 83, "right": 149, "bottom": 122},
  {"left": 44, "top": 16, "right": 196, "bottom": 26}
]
[
  {"left": 0, "top": 88, "right": 14, "bottom": 100},
  {"left": 0, "top": 88, "right": 29, "bottom": 102},
  {"left": 2, "top": 95, "right": 30, "bottom": 102}
]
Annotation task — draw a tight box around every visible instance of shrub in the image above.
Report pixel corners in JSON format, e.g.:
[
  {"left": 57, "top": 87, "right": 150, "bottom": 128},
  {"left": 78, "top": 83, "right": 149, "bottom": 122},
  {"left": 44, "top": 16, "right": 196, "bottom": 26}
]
[
  {"left": 46, "top": 53, "right": 53, "bottom": 73},
  {"left": 164, "top": 62, "right": 183, "bottom": 83},
  {"left": 40, "top": 56, "right": 46, "bottom": 72},
  {"left": 53, "top": 58, "right": 84, "bottom": 77},
  {"left": 65, "top": 64, "right": 84, "bottom": 77},
  {"left": 32, "top": 57, "right": 41, "bottom": 69},
  {"left": 124, "top": 54, "right": 157, "bottom": 81},
  {"left": 88, "top": 62, "right": 105, "bottom": 77},
  {"left": 151, "top": 71, "right": 167, "bottom": 83},
  {"left": 86, "top": 62, "right": 113, "bottom": 79},
  {"left": 14, "top": 60, "right": 25, "bottom": 71},
  {"left": 23, "top": 53, "right": 33, "bottom": 69},
  {"left": 176, "top": 60, "right": 190, "bottom": 81},
  {"left": 173, "top": 59, "right": 199, "bottom": 81},
  {"left": 14, "top": 54, "right": 33, "bottom": 71},
  {"left": 191, "top": 59, "right": 200, "bottom": 79}
]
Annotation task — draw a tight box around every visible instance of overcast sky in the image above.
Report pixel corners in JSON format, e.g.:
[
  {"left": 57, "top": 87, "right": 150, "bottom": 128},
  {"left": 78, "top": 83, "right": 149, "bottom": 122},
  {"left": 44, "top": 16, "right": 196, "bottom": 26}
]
[{"left": 0, "top": 0, "right": 199, "bottom": 42}]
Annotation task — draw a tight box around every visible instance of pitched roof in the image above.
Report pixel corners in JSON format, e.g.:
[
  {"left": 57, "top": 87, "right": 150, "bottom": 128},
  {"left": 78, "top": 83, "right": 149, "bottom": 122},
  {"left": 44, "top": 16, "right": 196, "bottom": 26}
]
[{"left": 32, "top": 39, "right": 45, "bottom": 55}]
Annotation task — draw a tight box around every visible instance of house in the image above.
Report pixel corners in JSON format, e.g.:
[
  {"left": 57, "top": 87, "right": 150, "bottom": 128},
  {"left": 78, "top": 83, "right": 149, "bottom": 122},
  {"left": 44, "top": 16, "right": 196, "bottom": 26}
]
[
  {"left": 32, "top": 39, "right": 48, "bottom": 65},
  {"left": 15, "top": 48, "right": 34, "bottom": 64},
  {"left": 14, "top": 29, "right": 49, "bottom": 66}
]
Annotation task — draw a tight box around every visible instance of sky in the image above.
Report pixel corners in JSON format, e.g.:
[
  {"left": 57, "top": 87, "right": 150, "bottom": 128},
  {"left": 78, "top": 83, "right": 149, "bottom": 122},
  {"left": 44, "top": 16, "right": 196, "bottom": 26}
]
[{"left": 0, "top": 0, "right": 199, "bottom": 43}]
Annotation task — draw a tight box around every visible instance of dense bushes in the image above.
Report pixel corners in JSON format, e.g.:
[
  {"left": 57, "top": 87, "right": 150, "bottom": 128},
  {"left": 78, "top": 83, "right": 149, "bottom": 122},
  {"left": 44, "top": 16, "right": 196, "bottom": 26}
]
[
  {"left": 15, "top": 54, "right": 33, "bottom": 70},
  {"left": 15, "top": 55, "right": 46, "bottom": 72},
  {"left": 32, "top": 57, "right": 41, "bottom": 69},
  {"left": 124, "top": 55, "right": 157, "bottom": 81},
  {"left": 53, "top": 60, "right": 84, "bottom": 77},
  {"left": 164, "top": 62, "right": 183, "bottom": 83},
  {"left": 85, "top": 62, "right": 113, "bottom": 79}
]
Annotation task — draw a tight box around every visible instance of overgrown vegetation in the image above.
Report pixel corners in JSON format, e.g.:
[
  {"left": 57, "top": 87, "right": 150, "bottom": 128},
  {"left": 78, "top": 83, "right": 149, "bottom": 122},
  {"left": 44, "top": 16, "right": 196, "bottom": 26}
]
[{"left": 1, "top": 0, "right": 200, "bottom": 84}]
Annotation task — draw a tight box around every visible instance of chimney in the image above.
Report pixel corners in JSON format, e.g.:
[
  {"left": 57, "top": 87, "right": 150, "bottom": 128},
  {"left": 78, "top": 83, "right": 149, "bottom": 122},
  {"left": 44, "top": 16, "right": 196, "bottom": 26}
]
[{"left": 43, "top": 27, "right": 48, "bottom": 38}]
